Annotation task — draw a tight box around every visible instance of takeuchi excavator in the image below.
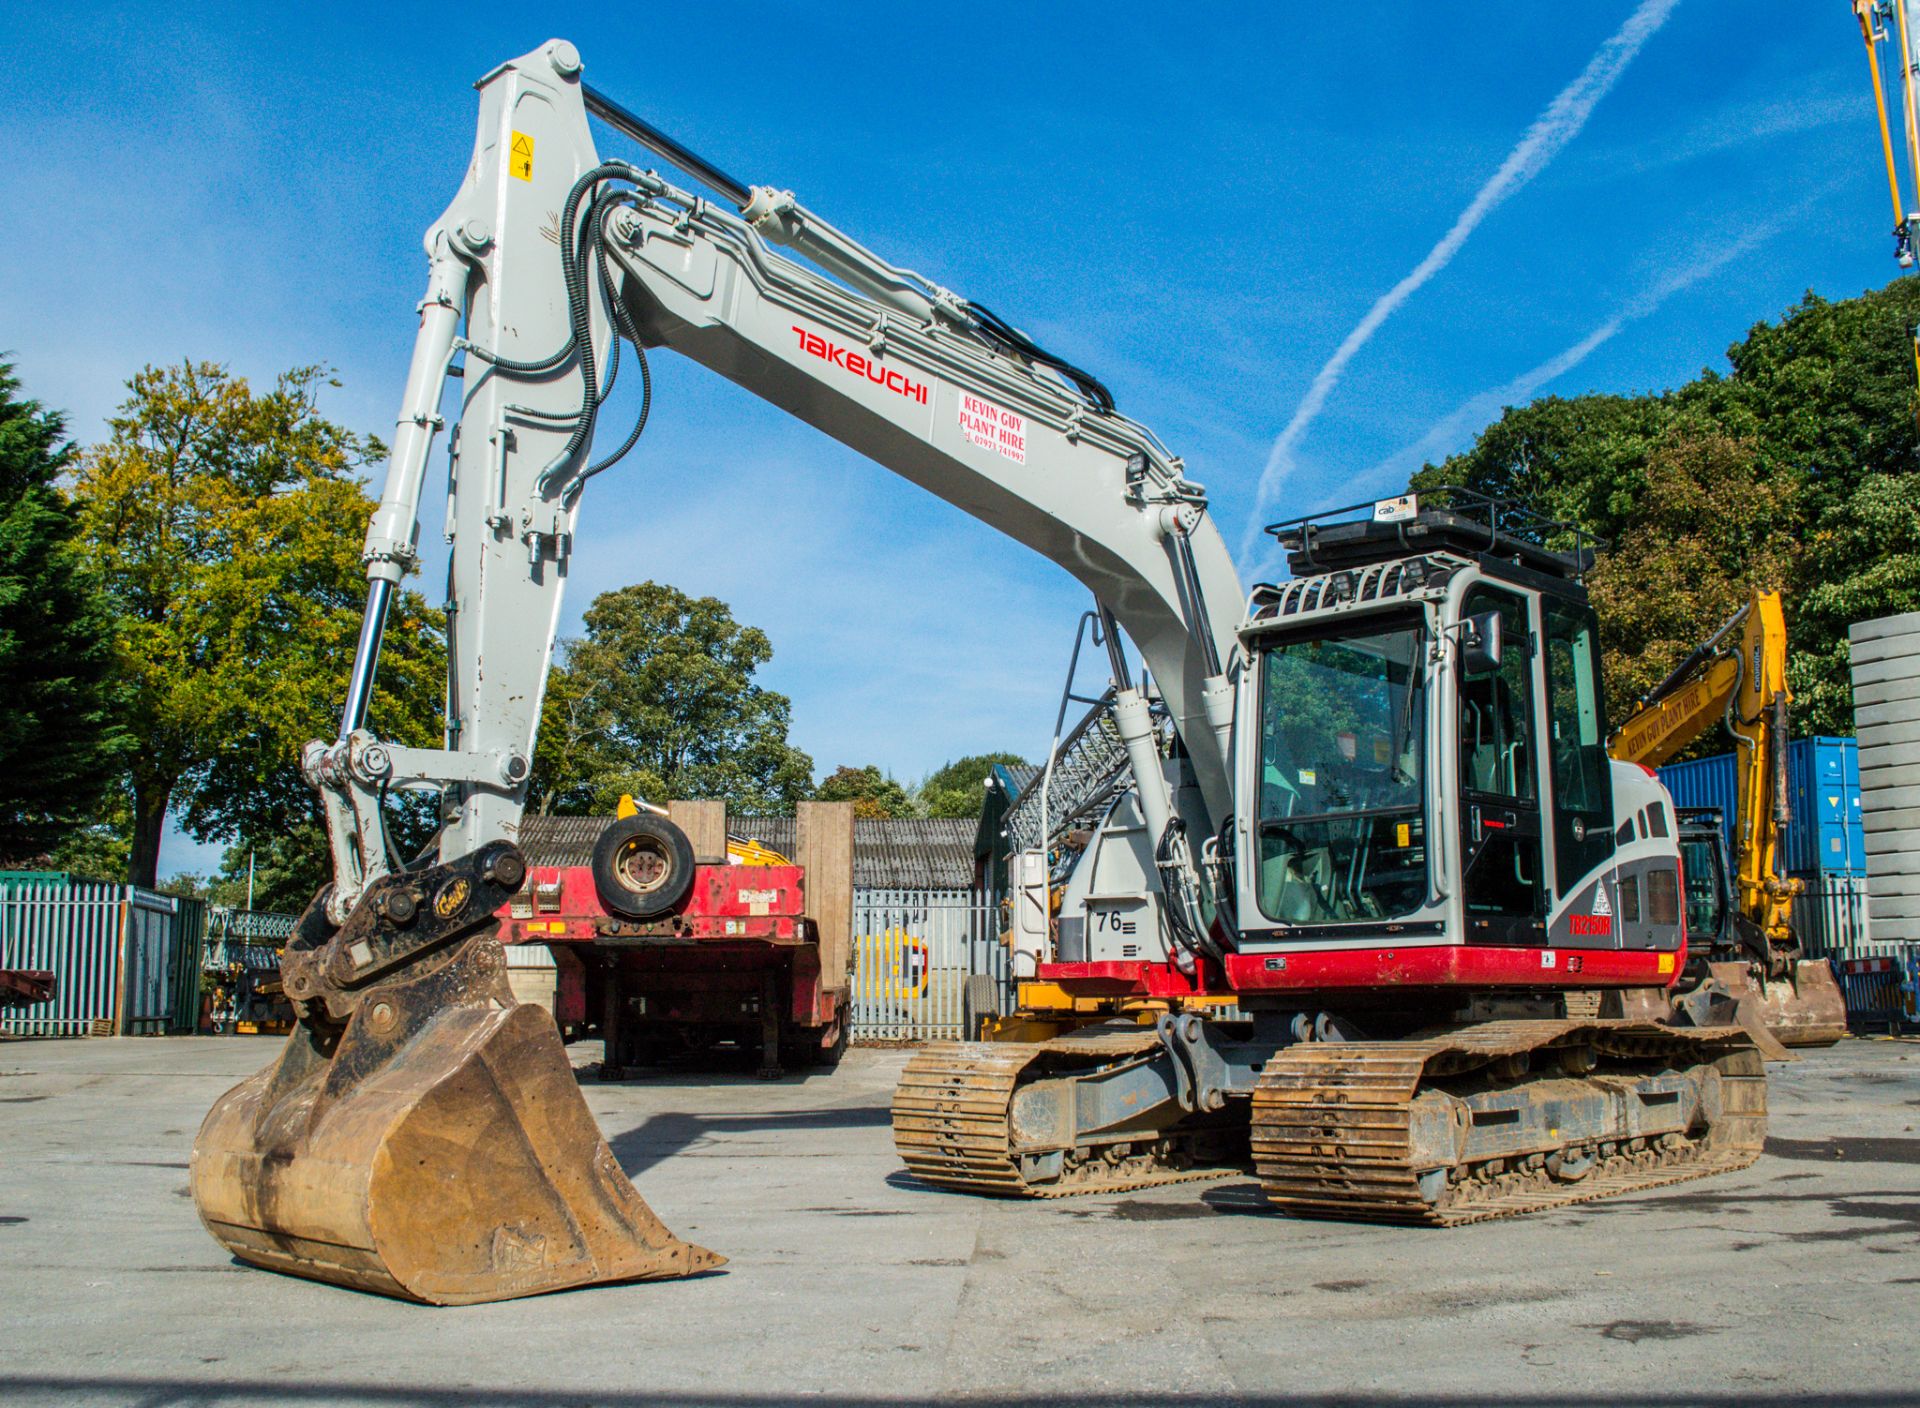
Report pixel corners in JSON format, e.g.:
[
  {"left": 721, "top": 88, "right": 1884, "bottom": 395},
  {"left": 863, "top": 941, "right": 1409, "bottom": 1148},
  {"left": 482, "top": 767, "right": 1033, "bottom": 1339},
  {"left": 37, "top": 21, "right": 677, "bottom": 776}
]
[
  {"left": 192, "top": 42, "right": 1773, "bottom": 1305},
  {"left": 1604, "top": 590, "right": 1848, "bottom": 1048}
]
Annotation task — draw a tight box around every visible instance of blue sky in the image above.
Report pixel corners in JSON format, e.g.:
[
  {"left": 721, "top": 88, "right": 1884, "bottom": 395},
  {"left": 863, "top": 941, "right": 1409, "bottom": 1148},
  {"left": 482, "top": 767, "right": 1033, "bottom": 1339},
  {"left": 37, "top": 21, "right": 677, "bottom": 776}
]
[{"left": 0, "top": 2, "right": 1899, "bottom": 878}]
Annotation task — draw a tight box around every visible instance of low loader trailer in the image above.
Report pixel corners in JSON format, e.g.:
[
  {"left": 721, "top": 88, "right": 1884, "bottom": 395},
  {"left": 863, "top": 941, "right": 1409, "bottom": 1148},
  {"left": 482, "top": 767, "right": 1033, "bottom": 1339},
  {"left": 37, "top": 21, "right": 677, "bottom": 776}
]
[{"left": 499, "top": 799, "right": 854, "bottom": 1078}]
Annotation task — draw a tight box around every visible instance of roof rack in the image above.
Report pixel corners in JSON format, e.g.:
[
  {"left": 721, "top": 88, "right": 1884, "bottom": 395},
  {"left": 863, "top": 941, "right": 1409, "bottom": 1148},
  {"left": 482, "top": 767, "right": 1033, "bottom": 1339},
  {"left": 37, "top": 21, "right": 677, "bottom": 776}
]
[{"left": 1264, "top": 485, "right": 1599, "bottom": 581}]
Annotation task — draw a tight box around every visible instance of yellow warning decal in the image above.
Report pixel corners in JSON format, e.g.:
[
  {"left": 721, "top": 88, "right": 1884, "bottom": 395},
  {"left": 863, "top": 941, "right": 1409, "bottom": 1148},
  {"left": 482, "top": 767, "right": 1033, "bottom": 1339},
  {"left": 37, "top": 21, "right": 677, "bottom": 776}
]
[
  {"left": 1395, "top": 822, "right": 1411, "bottom": 848},
  {"left": 509, "top": 130, "right": 535, "bottom": 181},
  {"left": 1657, "top": 952, "right": 1676, "bottom": 974}
]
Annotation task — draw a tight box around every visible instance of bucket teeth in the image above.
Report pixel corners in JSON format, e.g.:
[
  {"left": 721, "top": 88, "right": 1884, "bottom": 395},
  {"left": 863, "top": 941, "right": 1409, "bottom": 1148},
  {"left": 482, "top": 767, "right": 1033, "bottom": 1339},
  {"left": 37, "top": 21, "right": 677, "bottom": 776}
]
[{"left": 192, "top": 928, "right": 721, "bottom": 1305}]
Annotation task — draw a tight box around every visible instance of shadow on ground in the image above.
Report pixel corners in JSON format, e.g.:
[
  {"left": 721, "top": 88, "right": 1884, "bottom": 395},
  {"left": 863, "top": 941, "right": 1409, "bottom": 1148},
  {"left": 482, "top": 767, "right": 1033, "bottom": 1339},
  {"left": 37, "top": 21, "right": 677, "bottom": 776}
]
[
  {"left": 608, "top": 1104, "right": 895, "bottom": 1176},
  {"left": 3, "top": 1381, "right": 1916, "bottom": 1408}
]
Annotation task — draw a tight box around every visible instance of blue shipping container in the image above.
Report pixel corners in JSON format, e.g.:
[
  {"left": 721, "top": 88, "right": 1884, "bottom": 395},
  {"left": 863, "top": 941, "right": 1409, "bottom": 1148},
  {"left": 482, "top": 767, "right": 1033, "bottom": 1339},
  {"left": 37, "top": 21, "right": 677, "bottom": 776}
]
[{"left": 1656, "top": 737, "right": 1865, "bottom": 878}]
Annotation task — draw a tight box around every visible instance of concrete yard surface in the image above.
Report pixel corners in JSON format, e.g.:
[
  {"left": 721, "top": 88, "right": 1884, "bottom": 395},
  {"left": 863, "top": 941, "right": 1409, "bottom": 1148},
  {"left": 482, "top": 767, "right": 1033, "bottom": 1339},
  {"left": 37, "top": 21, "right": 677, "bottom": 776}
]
[{"left": 1, "top": 1035, "right": 1918, "bottom": 1407}]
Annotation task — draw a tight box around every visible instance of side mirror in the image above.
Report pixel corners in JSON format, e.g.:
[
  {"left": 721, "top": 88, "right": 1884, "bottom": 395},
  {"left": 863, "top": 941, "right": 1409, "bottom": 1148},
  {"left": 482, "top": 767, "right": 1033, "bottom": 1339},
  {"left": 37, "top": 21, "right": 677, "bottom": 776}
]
[{"left": 1462, "top": 610, "right": 1503, "bottom": 677}]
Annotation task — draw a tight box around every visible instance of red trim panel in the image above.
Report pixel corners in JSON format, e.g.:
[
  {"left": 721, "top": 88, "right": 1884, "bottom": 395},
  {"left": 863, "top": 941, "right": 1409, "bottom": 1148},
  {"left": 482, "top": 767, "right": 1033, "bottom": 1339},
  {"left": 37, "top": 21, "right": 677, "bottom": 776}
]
[
  {"left": 1039, "top": 944, "right": 1679, "bottom": 998},
  {"left": 1225, "top": 945, "right": 1678, "bottom": 992}
]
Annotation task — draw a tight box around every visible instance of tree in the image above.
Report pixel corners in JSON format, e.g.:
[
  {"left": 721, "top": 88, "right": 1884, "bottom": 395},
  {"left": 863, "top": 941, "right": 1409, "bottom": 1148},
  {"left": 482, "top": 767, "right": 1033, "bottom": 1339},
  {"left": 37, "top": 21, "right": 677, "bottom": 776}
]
[
  {"left": 69, "top": 362, "right": 445, "bottom": 886},
  {"left": 1413, "top": 278, "right": 1920, "bottom": 737},
  {"left": 50, "top": 814, "right": 132, "bottom": 883},
  {"left": 207, "top": 824, "right": 330, "bottom": 914},
  {"left": 917, "top": 752, "right": 1029, "bottom": 819},
  {"left": 815, "top": 764, "right": 914, "bottom": 819},
  {"left": 0, "top": 363, "right": 127, "bottom": 864},
  {"left": 528, "top": 581, "right": 814, "bottom": 815},
  {"left": 1584, "top": 424, "right": 1801, "bottom": 712},
  {"left": 1411, "top": 392, "right": 1669, "bottom": 548}
]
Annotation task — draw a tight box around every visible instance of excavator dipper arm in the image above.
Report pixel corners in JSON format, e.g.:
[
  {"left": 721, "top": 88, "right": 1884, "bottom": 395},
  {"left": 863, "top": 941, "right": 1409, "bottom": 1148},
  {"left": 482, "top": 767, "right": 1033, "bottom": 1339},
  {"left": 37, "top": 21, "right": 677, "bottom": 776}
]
[
  {"left": 314, "top": 40, "right": 1243, "bottom": 927},
  {"left": 1608, "top": 591, "right": 1795, "bottom": 951}
]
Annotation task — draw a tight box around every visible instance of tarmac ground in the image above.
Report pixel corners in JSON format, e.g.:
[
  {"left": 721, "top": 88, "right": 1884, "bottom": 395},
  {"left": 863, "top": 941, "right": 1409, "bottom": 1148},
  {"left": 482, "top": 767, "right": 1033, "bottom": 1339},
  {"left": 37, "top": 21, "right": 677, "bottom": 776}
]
[{"left": 2, "top": 1033, "right": 1918, "bottom": 1407}]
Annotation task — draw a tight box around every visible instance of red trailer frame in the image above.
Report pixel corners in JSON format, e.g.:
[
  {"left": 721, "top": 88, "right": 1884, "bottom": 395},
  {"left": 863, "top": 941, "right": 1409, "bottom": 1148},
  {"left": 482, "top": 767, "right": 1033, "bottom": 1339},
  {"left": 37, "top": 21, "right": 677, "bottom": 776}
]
[{"left": 498, "top": 801, "right": 854, "bottom": 1077}]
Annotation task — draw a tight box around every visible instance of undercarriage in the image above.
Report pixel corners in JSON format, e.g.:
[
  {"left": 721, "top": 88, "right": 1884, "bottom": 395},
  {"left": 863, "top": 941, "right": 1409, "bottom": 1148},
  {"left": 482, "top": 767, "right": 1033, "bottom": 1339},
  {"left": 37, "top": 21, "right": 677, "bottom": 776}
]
[{"left": 892, "top": 1015, "right": 1765, "bottom": 1220}]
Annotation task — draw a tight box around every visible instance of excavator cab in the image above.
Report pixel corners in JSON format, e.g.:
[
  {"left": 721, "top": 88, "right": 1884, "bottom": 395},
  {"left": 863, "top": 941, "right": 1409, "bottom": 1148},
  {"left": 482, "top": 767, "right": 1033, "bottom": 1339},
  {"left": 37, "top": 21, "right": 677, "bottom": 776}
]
[
  {"left": 1677, "top": 810, "right": 1734, "bottom": 948},
  {"left": 1237, "top": 493, "right": 1683, "bottom": 972},
  {"left": 1237, "top": 496, "right": 1844, "bottom": 1059}
]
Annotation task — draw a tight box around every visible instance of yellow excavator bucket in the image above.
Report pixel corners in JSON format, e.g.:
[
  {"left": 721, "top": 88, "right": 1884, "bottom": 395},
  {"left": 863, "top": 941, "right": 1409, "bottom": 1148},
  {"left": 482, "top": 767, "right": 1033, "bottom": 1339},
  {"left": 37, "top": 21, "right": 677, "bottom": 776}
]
[
  {"left": 191, "top": 846, "right": 721, "bottom": 1305},
  {"left": 1705, "top": 958, "right": 1850, "bottom": 1051}
]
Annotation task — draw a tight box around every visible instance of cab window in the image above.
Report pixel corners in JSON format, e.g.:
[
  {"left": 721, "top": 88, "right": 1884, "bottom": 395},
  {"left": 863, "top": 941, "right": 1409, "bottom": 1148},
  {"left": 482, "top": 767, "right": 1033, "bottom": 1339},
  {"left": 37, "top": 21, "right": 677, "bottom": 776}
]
[{"left": 1542, "top": 598, "right": 1615, "bottom": 894}]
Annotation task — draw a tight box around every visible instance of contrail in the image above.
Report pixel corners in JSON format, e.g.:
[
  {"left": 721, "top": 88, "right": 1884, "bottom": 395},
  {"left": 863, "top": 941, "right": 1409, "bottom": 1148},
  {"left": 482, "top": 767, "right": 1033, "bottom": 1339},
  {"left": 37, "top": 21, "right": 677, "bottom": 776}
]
[
  {"left": 1240, "top": 0, "right": 1682, "bottom": 568},
  {"left": 1345, "top": 188, "right": 1831, "bottom": 506},
  {"left": 1351, "top": 227, "right": 1776, "bottom": 499}
]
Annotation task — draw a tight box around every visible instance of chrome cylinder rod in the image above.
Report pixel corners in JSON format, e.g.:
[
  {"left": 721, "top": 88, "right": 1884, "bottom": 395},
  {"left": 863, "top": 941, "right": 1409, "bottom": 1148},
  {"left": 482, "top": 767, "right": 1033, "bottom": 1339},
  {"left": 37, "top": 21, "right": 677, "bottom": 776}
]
[{"left": 340, "top": 577, "right": 396, "bottom": 738}]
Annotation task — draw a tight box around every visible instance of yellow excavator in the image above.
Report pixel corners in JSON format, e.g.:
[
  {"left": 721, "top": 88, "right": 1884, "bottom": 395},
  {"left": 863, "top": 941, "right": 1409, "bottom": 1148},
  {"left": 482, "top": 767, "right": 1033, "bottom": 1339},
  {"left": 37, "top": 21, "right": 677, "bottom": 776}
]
[{"left": 1606, "top": 589, "right": 1849, "bottom": 1048}]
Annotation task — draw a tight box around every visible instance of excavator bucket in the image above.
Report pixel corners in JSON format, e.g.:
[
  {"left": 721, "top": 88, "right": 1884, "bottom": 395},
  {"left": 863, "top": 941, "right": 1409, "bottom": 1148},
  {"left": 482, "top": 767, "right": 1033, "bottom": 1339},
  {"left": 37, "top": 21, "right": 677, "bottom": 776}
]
[
  {"left": 1705, "top": 958, "right": 1849, "bottom": 1051},
  {"left": 191, "top": 857, "right": 721, "bottom": 1305}
]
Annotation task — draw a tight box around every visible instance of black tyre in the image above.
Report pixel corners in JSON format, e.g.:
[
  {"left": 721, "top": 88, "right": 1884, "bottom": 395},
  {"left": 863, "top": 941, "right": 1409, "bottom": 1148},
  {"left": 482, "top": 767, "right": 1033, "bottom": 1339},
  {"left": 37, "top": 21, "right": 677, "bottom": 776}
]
[
  {"left": 590, "top": 814, "right": 696, "bottom": 920},
  {"left": 817, "top": 1019, "right": 849, "bottom": 1068},
  {"left": 962, "top": 973, "right": 1003, "bottom": 1040}
]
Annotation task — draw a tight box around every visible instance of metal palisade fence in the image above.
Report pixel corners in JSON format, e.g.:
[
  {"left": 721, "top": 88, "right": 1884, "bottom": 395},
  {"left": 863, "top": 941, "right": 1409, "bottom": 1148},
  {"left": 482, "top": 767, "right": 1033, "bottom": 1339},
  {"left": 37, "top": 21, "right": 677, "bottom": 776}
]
[
  {"left": 849, "top": 888, "right": 1002, "bottom": 1041},
  {"left": 841, "top": 876, "right": 1910, "bottom": 1040},
  {"left": 1, "top": 878, "right": 207, "bottom": 1037},
  {"left": 1792, "top": 874, "right": 1918, "bottom": 1031}
]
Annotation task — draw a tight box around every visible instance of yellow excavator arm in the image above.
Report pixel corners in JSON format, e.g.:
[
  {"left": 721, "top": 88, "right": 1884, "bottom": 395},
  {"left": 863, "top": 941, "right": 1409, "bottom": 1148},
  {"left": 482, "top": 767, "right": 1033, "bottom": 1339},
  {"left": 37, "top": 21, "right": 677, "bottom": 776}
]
[{"left": 1606, "top": 590, "right": 1798, "bottom": 964}]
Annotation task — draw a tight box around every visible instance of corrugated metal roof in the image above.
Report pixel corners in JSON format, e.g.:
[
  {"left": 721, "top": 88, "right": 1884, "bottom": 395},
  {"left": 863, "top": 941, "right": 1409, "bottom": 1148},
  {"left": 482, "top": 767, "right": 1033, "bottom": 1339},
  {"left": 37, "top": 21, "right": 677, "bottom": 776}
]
[
  {"left": 515, "top": 813, "right": 978, "bottom": 891},
  {"left": 997, "top": 764, "right": 1041, "bottom": 797},
  {"left": 853, "top": 817, "right": 977, "bottom": 890}
]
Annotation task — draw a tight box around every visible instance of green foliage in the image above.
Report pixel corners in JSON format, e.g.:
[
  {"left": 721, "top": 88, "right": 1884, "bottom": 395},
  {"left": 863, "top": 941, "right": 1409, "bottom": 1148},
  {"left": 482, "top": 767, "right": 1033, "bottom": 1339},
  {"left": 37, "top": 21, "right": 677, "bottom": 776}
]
[
  {"left": 1413, "top": 279, "right": 1920, "bottom": 736},
  {"left": 917, "top": 752, "right": 1029, "bottom": 819},
  {"left": 815, "top": 764, "right": 914, "bottom": 819},
  {"left": 158, "top": 872, "right": 212, "bottom": 901},
  {"left": 68, "top": 362, "right": 445, "bottom": 886},
  {"left": 529, "top": 581, "right": 814, "bottom": 816},
  {"left": 1412, "top": 393, "right": 1669, "bottom": 548},
  {"left": 1583, "top": 425, "right": 1801, "bottom": 712},
  {"left": 49, "top": 819, "right": 132, "bottom": 883},
  {"left": 0, "top": 363, "right": 127, "bottom": 864},
  {"left": 209, "top": 825, "right": 328, "bottom": 913}
]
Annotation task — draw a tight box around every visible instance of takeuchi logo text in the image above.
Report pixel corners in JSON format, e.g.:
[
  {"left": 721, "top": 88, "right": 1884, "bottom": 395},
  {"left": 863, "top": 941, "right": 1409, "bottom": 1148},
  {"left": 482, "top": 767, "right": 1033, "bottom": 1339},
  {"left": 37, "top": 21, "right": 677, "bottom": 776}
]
[{"left": 792, "top": 326, "right": 929, "bottom": 404}]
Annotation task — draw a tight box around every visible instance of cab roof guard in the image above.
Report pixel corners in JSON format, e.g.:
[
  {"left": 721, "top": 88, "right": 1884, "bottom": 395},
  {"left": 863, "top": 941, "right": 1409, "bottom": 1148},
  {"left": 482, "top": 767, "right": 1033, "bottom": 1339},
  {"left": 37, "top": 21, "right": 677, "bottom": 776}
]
[{"left": 1264, "top": 486, "right": 1600, "bottom": 582}]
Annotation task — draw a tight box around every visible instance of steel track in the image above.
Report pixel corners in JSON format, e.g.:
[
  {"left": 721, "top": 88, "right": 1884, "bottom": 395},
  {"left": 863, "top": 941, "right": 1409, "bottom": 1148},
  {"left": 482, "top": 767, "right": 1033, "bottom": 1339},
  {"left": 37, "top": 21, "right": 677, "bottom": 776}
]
[
  {"left": 1249, "top": 1019, "right": 1767, "bottom": 1225},
  {"left": 891, "top": 1031, "right": 1241, "bottom": 1198}
]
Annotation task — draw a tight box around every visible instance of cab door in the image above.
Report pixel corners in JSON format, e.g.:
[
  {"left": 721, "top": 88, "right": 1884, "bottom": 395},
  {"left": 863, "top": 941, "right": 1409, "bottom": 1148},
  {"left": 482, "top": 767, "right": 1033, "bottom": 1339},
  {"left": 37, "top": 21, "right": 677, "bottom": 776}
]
[
  {"left": 1456, "top": 585, "right": 1546, "bottom": 943},
  {"left": 1540, "top": 595, "right": 1618, "bottom": 935}
]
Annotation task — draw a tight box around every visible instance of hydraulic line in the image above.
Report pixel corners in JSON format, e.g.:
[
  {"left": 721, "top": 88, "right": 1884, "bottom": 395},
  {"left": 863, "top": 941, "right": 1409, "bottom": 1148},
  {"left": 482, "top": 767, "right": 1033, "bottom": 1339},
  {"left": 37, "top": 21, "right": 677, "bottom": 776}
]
[
  {"left": 963, "top": 299, "right": 1116, "bottom": 413},
  {"left": 582, "top": 83, "right": 753, "bottom": 208}
]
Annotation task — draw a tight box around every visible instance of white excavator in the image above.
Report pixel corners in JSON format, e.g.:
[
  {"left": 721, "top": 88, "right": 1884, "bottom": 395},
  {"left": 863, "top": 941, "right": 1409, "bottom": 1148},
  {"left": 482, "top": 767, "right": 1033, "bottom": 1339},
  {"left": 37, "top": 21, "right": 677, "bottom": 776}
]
[{"left": 192, "top": 41, "right": 1774, "bottom": 1305}]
